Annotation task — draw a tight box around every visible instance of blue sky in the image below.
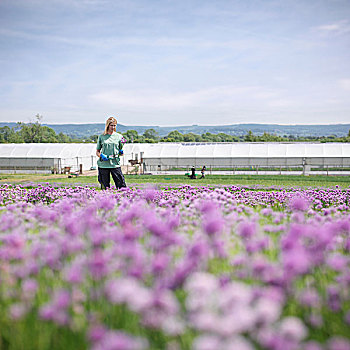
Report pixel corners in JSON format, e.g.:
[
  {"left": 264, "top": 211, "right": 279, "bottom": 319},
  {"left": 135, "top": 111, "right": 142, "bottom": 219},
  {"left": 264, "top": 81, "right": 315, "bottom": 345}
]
[{"left": 0, "top": 0, "right": 349, "bottom": 126}]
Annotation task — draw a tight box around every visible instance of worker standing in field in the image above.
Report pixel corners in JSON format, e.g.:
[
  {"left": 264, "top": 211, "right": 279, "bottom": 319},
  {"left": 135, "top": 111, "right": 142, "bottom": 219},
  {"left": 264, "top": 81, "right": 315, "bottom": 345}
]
[
  {"left": 96, "top": 116, "right": 126, "bottom": 189},
  {"left": 190, "top": 165, "right": 196, "bottom": 179},
  {"left": 200, "top": 165, "right": 206, "bottom": 179}
]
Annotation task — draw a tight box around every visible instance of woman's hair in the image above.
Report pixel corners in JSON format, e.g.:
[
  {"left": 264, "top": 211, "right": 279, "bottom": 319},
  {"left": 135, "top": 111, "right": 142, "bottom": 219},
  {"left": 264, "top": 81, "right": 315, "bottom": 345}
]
[{"left": 104, "top": 116, "right": 118, "bottom": 135}]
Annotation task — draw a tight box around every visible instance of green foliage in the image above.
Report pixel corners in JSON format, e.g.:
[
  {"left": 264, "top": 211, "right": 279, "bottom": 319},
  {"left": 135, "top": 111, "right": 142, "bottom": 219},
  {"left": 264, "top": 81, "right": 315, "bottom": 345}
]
[
  {"left": 0, "top": 115, "right": 86, "bottom": 143},
  {"left": 0, "top": 125, "right": 24, "bottom": 143},
  {"left": 183, "top": 133, "right": 197, "bottom": 142},
  {"left": 17, "top": 114, "right": 46, "bottom": 142},
  {"left": 142, "top": 129, "right": 159, "bottom": 141},
  {"left": 217, "top": 133, "right": 235, "bottom": 142},
  {"left": 57, "top": 132, "right": 73, "bottom": 143},
  {"left": 160, "top": 137, "right": 176, "bottom": 142},
  {"left": 122, "top": 130, "right": 139, "bottom": 143},
  {"left": 244, "top": 130, "right": 257, "bottom": 142},
  {"left": 2, "top": 120, "right": 350, "bottom": 144},
  {"left": 166, "top": 130, "right": 184, "bottom": 142},
  {"left": 5, "top": 173, "right": 349, "bottom": 189}
]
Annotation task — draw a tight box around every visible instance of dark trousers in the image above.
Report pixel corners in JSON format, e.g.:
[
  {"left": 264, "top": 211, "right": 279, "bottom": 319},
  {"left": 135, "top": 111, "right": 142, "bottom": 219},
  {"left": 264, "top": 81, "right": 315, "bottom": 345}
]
[{"left": 98, "top": 167, "right": 127, "bottom": 190}]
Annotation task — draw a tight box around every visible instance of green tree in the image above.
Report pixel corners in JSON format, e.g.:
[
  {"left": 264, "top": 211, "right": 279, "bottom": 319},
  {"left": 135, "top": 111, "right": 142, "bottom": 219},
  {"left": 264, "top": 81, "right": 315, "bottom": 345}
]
[
  {"left": 217, "top": 133, "right": 234, "bottom": 142},
  {"left": 160, "top": 137, "right": 175, "bottom": 142},
  {"left": 244, "top": 130, "right": 257, "bottom": 142},
  {"left": 123, "top": 130, "right": 139, "bottom": 143},
  {"left": 166, "top": 130, "right": 184, "bottom": 142},
  {"left": 0, "top": 126, "right": 24, "bottom": 143},
  {"left": 144, "top": 138, "right": 158, "bottom": 143},
  {"left": 0, "top": 126, "right": 15, "bottom": 143},
  {"left": 257, "top": 132, "right": 283, "bottom": 142},
  {"left": 41, "top": 126, "right": 59, "bottom": 142},
  {"left": 143, "top": 129, "right": 159, "bottom": 141},
  {"left": 135, "top": 135, "right": 145, "bottom": 143},
  {"left": 57, "top": 132, "right": 72, "bottom": 143},
  {"left": 18, "top": 114, "right": 45, "bottom": 143},
  {"left": 201, "top": 132, "right": 219, "bottom": 142},
  {"left": 16, "top": 114, "right": 63, "bottom": 143},
  {"left": 183, "top": 133, "right": 196, "bottom": 142}
]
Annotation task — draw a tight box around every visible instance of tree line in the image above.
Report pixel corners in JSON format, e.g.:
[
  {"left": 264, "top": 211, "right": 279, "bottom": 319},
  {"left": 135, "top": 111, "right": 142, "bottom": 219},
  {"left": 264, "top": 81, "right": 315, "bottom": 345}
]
[
  {"left": 1, "top": 115, "right": 350, "bottom": 143},
  {"left": 0, "top": 115, "right": 93, "bottom": 143},
  {"left": 120, "top": 129, "right": 350, "bottom": 143}
]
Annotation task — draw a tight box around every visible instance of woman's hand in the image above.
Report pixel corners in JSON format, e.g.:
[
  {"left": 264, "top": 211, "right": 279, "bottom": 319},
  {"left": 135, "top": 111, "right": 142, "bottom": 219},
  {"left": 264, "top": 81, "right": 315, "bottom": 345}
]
[{"left": 96, "top": 150, "right": 101, "bottom": 157}]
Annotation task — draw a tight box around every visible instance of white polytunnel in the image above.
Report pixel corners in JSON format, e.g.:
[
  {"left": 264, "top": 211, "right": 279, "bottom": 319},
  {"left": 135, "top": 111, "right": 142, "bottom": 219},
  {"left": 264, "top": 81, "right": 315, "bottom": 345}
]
[
  {"left": 0, "top": 142, "right": 350, "bottom": 174},
  {"left": 0, "top": 143, "right": 145, "bottom": 173},
  {"left": 131, "top": 142, "right": 350, "bottom": 174}
]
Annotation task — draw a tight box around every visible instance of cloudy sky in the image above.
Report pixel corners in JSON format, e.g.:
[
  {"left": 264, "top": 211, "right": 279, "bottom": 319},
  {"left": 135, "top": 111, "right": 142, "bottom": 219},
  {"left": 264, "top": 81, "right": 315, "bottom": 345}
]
[{"left": 0, "top": 0, "right": 349, "bottom": 126}]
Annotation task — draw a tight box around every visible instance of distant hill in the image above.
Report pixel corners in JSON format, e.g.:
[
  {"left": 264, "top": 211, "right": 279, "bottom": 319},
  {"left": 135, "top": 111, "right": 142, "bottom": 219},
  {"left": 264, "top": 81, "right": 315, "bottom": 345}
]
[{"left": 1, "top": 122, "right": 350, "bottom": 138}]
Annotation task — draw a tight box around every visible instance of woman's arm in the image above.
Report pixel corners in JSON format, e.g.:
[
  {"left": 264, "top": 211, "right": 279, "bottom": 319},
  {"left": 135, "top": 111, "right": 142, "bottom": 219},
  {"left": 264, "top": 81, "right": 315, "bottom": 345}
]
[
  {"left": 118, "top": 137, "right": 125, "bottom": 156},
  {"left": 96, "top": 135, "right": 102, "bottom": 157}
]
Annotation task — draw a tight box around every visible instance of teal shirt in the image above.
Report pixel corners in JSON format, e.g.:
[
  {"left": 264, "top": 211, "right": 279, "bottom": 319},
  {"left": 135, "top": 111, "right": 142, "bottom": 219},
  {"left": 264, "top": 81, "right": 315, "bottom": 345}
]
[{"left": 96, "top": 133, "right": 124, "bottom": 168}]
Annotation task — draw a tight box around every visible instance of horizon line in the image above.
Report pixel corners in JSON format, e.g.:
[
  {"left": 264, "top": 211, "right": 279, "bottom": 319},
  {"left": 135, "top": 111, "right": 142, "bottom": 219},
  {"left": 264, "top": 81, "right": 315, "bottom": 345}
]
[{"left": 1, "top": 121, "right": 350, "bottom": 127}]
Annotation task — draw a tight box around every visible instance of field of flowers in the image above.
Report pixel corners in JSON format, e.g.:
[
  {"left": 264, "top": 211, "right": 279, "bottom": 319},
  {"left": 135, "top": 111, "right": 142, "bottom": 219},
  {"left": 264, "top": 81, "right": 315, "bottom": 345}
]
[{"left": 0, "top": 183, "right": 349, "bottom": 350}]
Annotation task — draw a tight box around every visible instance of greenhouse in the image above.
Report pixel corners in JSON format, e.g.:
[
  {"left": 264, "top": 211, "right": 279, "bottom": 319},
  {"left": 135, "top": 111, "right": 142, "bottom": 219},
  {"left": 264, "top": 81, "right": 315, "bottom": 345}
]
[
  {"left": 0, "top": 143, "right": 97, "bottom": 173},
  {"left": 0, "top": 142, "right": 350, "bottom": 175},
  {"left": 0, "top": 143, "right": 140, "bottom": 174},
  {"left": 128, "top": 142, "right": 350, "bottom": 175}
]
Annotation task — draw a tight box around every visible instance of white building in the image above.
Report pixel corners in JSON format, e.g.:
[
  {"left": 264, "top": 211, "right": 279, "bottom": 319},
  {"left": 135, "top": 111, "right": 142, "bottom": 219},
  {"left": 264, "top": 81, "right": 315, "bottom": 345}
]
[
  {"left": 0, "top": 143, "right": 143, "bottom": 174},
  {"left": 127, "top": 142, "right": 350, "bottom": 174},
  {"left": 0, "top": 142, "right": 349, "bottom": 174}
]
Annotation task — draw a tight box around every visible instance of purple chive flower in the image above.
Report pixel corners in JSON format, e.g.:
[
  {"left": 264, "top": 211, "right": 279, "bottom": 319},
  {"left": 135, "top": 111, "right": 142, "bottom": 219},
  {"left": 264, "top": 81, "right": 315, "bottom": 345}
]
[
  {"left": 39, "top": 304, "right": 55, "bottom": 321},
  {"left": 224, "top": 336, "right": 255, "bottom": 350},
  {"left": 9, "top": 303, "right": 27, "bottom": 320},
  {"left": 326, "top": 254, "right": 349, "bottom": 272},
  {"left": 261, "top": 208, "right": 273, "bottom": 216},
  {"left": 187, "top": 239, "right": 209, "bottom": 261},
  {"left": 192, "top": 335, "right": 222, "bottom": 350},
  {"left": 298, "top": 288, "right": 320, "bottom": 308},
  {"left": 141, "top": 289, "right": 181, "bottom": 333},
  {"left": 345, "top": 311, "right": 350, "bottom": 326},
  {"left": 88, "top": 325, "right": 107, "bottom": 343},
  {"left": 290, "top": 196, "right": 309, "bottom": 212},
  {"left": 202, "top": 213, "right": 224, "bottom": 236},
  {"left": 89, "top": 249, "right": 109, "bottom": 280},
  {"left": 151, "top": 253, "right": 170, "bottom": 274},
  {"left": 1, "top": 183, "right": 350, "bottom": 348},
  {"left": 143, "top": 187, "right": 158, "bottom": 202},
  {"left": 303, "top": 341, "right": 323, "bottom": 350},
  {"left": 278, "top": 317, "right": 308, "bottom": 342},
  {"left": 53, "top": 289, "right": 71, "bottom": 309},
  {"left": 169, "top": 260, "right": 196, "bottom": 289},
  {"left": 291, "top": 212, "right": 305, "bottom": 223},
  {"left": 22, "top": 278, "right": 38, "bottom": 298},
  {"left": 327, "top": 337, "right": 350, "bottom": 350},
  {"left": 327, "top": 285, "right": 341, "bottom": 312},
  {"left": 254, "top": 298, "right": 282, "bottom": 324},
  {"left": 308, "top": 313, "right": 323, "bottom": 328},
  {"left": 283, "top": 247, "right": 311, "bottom": 277},
  {"left": 105, "top": 277, "right": 152, "bottom": 313},
  {"left": 199, "top": 201, "right": 217, "bottom": 214},
  {"left": 64, "top": 264, "right": 84, "bottom": 284},
  {"left": 91, "top": 330, "right": 148, "bottom": 350},
  {"left": 184, "top": 272, "right": 219, "bottom": 296},
  {"left": 237, "top": 221, "right": 256, "bottom": 239}
]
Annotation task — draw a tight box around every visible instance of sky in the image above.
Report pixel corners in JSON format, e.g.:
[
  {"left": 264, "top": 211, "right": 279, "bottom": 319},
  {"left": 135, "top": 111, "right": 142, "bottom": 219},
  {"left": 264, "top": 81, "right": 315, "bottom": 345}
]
[{"left": 0, "top": 0, "right": 350, "bottom": 126}]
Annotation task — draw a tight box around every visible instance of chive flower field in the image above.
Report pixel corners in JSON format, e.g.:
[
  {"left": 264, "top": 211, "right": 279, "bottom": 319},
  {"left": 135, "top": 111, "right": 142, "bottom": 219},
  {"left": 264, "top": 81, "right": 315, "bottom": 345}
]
[{"left": 0, "top": 183, "right": 349, "bottom": 350}]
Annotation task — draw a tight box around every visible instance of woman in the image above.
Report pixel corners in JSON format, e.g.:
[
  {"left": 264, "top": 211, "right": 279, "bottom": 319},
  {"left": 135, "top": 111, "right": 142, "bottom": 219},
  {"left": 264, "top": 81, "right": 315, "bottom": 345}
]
[
  {"left": 96, "top": 116, "right": 126, "bottom": 189},
  {"left": 200, "top": 165, "right": 206, "bottom": 179}
]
